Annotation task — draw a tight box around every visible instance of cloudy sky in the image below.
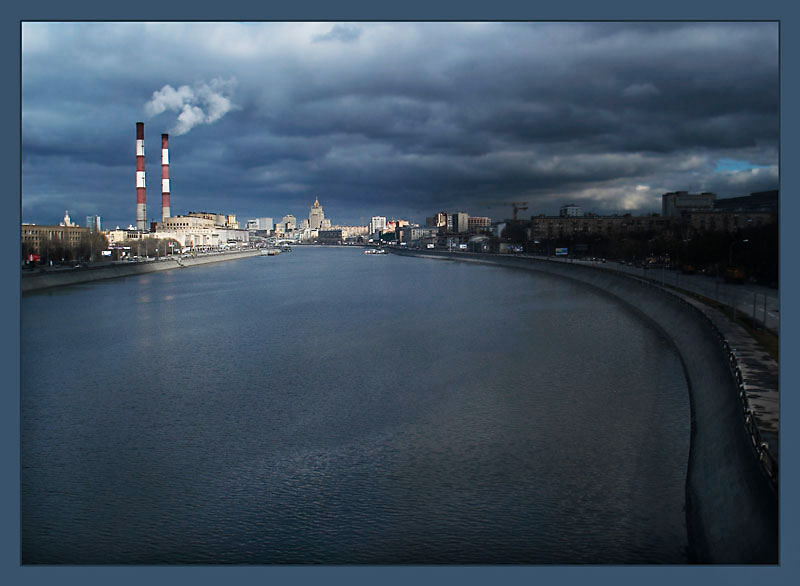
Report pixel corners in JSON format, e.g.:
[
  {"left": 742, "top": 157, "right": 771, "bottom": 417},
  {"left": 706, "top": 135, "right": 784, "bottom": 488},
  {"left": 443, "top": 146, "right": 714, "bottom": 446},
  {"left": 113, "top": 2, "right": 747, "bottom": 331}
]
[{"left": 21, "top": 21, "right": 778, "bottom": 228}]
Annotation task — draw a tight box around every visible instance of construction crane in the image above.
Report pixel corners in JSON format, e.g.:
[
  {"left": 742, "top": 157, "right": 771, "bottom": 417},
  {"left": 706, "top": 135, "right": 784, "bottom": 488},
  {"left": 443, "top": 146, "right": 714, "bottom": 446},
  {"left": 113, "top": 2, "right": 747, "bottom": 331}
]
[
  {"left": 479, "top": 200, "right": 530, "bottom": 222},
  {"left": 512, "top": 202, "right": 528, "bottom": 222}
]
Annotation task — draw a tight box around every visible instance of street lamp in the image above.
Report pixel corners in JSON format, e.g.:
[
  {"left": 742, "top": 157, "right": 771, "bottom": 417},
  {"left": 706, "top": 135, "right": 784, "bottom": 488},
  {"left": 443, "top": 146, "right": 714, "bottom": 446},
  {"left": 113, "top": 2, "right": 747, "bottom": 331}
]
[{"left": 728, "top": 238, "right": 749, "bottom": 266}]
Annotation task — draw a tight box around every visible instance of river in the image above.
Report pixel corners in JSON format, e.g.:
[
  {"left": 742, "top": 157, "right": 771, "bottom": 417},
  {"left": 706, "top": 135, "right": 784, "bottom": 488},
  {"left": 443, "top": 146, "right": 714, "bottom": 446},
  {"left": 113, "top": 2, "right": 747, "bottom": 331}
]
[{"left": 21, "top": 245, "right": 691, "bottom": 564}]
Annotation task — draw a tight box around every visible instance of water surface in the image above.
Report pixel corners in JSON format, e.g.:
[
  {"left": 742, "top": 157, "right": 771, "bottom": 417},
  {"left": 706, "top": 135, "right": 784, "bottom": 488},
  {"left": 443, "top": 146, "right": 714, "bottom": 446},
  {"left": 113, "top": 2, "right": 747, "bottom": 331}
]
[{"left": 21, "top": 246, "right": 690, "bottom": 563}]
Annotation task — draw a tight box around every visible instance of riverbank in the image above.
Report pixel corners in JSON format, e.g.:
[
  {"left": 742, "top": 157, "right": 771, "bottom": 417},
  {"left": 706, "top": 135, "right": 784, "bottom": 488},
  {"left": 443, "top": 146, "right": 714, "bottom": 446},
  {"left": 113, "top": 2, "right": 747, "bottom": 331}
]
[
  {"left": 21, "top": 249, "right": 262, "bottom": 293},
  {"left": 390, "top": 247, "right": 778, "bottom": 564}
]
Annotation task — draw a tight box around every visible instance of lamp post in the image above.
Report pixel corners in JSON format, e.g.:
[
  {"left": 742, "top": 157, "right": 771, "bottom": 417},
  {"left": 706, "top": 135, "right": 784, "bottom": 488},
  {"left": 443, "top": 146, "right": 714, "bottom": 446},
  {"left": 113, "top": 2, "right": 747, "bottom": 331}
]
[
  {"left": 728, "top": 238, "right": 749, "bottom": 267},
  {"left": 726, "top": 238, "right": 749, "bottom": 321}
]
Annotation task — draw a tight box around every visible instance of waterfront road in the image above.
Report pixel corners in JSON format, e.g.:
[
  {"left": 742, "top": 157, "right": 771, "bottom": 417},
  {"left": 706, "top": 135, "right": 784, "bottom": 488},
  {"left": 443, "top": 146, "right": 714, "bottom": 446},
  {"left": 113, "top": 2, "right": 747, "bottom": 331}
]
[{"left": 528, "top": 255, "right": 779, "bottom": 335}]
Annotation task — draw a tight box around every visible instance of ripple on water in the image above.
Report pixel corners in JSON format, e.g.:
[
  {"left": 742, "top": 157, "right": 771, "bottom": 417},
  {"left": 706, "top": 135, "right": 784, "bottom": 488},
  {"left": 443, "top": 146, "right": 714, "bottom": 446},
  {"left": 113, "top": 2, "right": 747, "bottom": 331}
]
[{"left": 21, "top": 247, "right": 690, "bottom": 564}]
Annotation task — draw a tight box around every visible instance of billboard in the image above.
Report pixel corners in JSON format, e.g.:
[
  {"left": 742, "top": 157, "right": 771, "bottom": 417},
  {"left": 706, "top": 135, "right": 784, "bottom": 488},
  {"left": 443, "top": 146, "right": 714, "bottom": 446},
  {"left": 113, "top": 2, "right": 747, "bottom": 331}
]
[{"left": 555, "top": 248, "right": 568, "bottom": 256}]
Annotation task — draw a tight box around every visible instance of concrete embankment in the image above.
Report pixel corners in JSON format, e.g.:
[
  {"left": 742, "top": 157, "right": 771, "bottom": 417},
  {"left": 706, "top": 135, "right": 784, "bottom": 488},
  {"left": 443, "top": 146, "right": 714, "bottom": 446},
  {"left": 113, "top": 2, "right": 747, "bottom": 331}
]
[
  {"left": 21, "top": 249, "right": 262, "bottom": 293},
  {"left": 391, "top": 248, "right": 778, "bottom": 564}
]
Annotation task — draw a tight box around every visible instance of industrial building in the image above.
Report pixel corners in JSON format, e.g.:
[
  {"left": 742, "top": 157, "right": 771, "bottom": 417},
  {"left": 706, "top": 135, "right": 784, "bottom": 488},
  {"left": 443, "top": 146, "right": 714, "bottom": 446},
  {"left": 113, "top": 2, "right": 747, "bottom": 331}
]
[
  {"left": 127, "top": 122, "right": 249, "bottom": 248},
  {"left": 135, "top": 122, "right": 147, "bottom": 230}
]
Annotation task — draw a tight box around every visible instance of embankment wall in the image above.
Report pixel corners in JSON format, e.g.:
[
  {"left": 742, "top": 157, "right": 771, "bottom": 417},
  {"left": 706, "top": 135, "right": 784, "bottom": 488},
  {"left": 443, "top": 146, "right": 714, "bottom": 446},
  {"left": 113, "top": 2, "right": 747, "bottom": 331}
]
[
  {"left": 21, "top": 250, "right": 261, "bottom": 293},
  {"left": 392, "top": 248, "right": 777, "bottom": 563}
]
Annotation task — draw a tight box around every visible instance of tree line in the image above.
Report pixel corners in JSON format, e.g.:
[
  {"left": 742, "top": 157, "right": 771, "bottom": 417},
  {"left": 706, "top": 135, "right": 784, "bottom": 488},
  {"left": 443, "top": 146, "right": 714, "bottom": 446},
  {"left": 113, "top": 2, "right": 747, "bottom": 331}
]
[
  {"left": 116, "top": 237, "right": 182, "bottom": 259},
  {"left": 22, "top": 231, "right": 109, "bottom": 265},
  {"left": 500, "top": 222, "right": 778, "bottom": 286},
  {"left": 22, "top": 233, "right": 183, "bottom": 265}
]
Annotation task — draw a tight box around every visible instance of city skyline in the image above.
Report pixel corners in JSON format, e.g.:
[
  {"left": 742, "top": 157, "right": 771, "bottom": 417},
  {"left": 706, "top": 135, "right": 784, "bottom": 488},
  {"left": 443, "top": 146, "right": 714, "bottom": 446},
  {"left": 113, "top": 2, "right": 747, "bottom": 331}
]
[
  {"left": 22, "top": 21, "right": 778, "bottom": 228},
  {"left": 15, "top": 12, "right": 786, "bottom": 574}
]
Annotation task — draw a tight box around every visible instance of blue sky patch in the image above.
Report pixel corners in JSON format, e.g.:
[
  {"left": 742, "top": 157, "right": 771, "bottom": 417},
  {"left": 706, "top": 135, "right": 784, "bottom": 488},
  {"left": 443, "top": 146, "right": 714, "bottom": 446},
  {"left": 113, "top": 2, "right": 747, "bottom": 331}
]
[{"left": 714, "top": 158, "right": 768, "bottom": 172}]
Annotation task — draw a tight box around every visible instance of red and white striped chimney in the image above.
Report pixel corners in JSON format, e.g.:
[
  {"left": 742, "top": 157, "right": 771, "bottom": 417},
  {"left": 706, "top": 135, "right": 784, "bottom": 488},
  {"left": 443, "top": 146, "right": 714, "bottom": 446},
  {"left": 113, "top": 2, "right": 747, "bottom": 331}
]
[
  {"left": 161, "top": 133, "right": 171, "bottom": 222},
  {"left": 135, "top": 122, "right": 147, "bottom": 231}
]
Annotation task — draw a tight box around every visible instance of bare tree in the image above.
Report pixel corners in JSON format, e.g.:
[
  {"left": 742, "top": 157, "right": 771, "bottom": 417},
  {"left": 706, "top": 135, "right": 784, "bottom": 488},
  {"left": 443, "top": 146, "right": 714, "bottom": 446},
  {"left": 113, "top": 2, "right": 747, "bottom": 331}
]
[{"left": 77, "top": 231, "right": 110, "bottom": 262}]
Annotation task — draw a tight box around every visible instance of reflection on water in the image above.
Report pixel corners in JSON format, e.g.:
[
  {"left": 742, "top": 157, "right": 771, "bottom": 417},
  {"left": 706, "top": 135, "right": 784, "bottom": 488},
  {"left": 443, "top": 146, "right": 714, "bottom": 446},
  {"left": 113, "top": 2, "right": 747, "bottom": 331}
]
[{"left": 22, "top": 247, "right": 690, "bottom": 564}]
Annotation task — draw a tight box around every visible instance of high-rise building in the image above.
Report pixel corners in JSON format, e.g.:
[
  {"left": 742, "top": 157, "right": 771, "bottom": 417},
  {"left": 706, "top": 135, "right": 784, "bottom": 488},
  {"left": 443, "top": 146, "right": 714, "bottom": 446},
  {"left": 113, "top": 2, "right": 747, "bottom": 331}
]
[
  {"left": 308, "top": 197, "right": 325, "bottom": 230},
  {"left": 60, "top": 210, "right": 75, "bottom": 227},
  {"left": 426, "top": 212, "right": 448, "bottom": 228},
  {"left": 452, "top": 212, "right": 469, "bottom": 233},
  {"left": 559, "top": 204, "right": 583, "bottom": 217},
  {"left": 662, "top": 191, "right": 716, "bottom": 217},
  {"left": 246, "top": 217, "right": 274, "bottom": 232},
  {"left": 468, "top": 216, "right": 491, "bottom": 233},
  {"left": 86, "top": 215, "right": 102, "bottom": 232},
  {"left": 281, "top": 214, "right": 297, "bottom": 231},
  {"left": 713, "top": 190, "right": 778, "bottom": 213},
  {"left": 369, "top": 216, "right": 387, "bottom": 235}
]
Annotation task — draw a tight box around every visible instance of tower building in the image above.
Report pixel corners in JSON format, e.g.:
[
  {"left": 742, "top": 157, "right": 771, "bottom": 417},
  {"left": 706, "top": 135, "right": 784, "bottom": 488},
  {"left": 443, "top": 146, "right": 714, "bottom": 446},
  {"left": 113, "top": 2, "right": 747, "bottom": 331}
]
[
  {"left": 161, "top": 134, "right": 171, "bottom": 222},
  {"left": 135, "top": 122, "right": 147, "bottom": 231},
  {"left": 309, "top": 197, "right": 325, "bottom": 230}
]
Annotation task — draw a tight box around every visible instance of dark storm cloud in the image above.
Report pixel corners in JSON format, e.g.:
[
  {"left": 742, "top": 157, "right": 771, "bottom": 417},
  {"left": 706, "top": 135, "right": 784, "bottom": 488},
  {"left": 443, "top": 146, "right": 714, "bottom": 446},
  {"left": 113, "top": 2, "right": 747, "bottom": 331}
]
[
  {"left": 313, "top": 24, "right": 363, "bottom": 43},
  {"left": 21, "top": 21, "right": 778, "bottom": 227}
]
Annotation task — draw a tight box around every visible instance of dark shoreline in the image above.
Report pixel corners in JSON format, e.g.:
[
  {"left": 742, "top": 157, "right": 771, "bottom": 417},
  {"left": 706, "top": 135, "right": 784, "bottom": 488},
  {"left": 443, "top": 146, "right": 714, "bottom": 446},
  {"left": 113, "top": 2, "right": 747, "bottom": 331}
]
[
  {"left": 21, "top": 249, "right": 262, "bottom": 293},
  {"left": 390, "top": 247, "right": 778, "bottom": 564}
]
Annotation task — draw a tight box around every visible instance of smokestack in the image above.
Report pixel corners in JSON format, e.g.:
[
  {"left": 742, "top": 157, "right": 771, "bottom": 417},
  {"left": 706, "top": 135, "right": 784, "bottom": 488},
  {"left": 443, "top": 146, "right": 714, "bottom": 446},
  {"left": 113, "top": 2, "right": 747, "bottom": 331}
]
[
  {"left": 135, "top": 122, "right": 147, "bottom": 231},
  {"left": 161, "top": 133, "right": 171, "bottom": 222}
]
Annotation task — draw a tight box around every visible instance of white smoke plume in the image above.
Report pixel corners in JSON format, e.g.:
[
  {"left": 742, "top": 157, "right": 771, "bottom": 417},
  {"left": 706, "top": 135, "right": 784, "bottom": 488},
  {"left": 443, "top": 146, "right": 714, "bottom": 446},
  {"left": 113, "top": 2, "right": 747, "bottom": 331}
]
[{"left": 144, "top": 78, "right": 238, "bottom": 136}]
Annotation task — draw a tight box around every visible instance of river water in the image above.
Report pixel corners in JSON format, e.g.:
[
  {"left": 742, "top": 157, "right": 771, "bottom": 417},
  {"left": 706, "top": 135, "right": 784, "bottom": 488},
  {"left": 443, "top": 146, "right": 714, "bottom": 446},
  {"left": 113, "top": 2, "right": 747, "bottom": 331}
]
[{"left": 21, "top": 246, "right": 691, "bottom": 564}]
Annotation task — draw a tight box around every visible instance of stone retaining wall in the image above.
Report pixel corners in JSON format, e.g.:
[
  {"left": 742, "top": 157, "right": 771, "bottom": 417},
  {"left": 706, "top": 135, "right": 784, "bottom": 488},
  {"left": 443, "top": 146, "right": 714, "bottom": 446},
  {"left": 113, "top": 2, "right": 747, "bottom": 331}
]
[
  {"left": 21, "top": 250, "right": 261, "bottom": 293},
  {"left": 391, "top": 248, "right": 778, "bottom": 563}
]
